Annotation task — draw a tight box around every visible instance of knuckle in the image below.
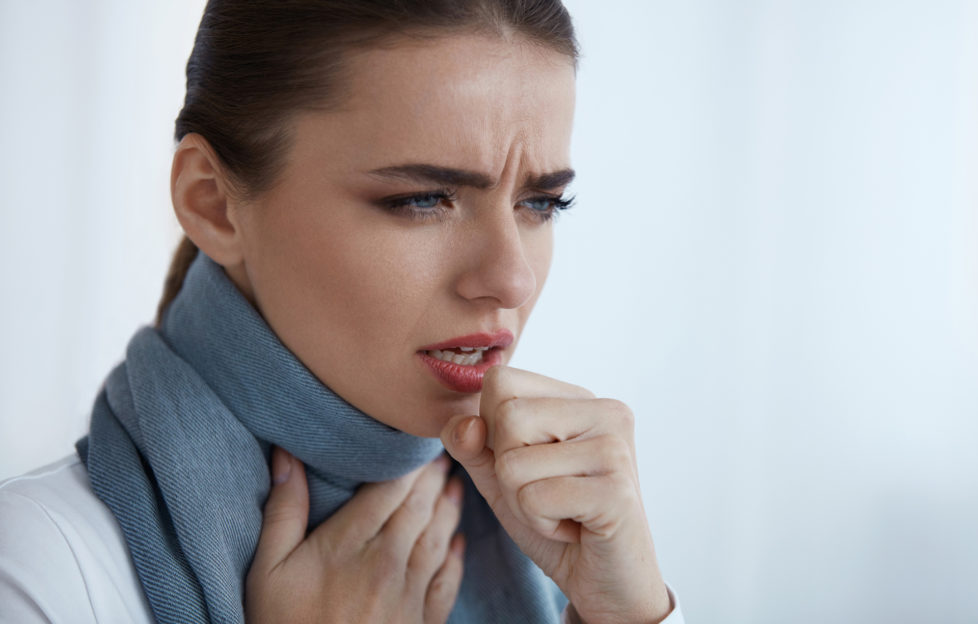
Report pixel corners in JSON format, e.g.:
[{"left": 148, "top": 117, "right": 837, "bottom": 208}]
[
  {"left": 417, "top": 529, "right": 441, "bottom": 555},
  {"left": 529, "top": 515, "right": 557, "bottom": 538},
  {"left": 494, "top": 450, "right": 522, "bottom": 490},
  {"left": 607, "top": 471, "right": 639, "bottom": 506},
  {"left": 600, "top": 434, "right": 634, "bottom": 469},
  {"left": 495, "top": 397, "right": 522, "bottom": 433},
  {"left": 619, "top": 481, "right": 641, "bottom": 510},
  {"left": 261, "top": 503, "right": 302, "bottom": 529},
  {"left": 420, "top": 519, "right": 450, "bottom": 554},
  {"left": 428, "top": 561, "right": 461, "bottom": 600},
  {"left": 408, "top": 541, "right": 437, "bottom": 573},
  {"left": 428, "top": 574, "right": 453, "bottom": 601},
  {"left": 575, "top": 383, "right": 597, "bottom": 399},
  {"left": 516, "top": 481, "right": 543, "bottom": 516},
  {"left": 600, "top": 398, "right": 634, "bottom": 426}
]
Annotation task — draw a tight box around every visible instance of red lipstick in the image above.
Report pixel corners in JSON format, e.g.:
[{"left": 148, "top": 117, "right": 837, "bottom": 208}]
[{"left": 417, "top": 330, "right": 514, "bottom": 393}]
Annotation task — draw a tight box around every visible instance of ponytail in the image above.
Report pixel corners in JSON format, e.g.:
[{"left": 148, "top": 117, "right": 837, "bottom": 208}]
[{"left": 156, "top": 235, "right": 199, "bottom": 326}]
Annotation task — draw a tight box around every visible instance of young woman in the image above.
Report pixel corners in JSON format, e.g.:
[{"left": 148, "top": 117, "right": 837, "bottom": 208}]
[{"left": 0, "top": 2, "right": 683, "bottom": 622}]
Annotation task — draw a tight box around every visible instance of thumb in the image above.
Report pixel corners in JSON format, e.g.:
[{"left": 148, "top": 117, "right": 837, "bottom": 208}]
[
  {"left": 440, "top": 415, "right": 503, "bottom": 511},
  {"left": 252, "top": 446, "right": 310, "bottom": 573}
]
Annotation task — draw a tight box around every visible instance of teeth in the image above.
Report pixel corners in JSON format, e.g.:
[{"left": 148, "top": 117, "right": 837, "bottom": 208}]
[{"left": 427, "top": 348, "right": 489, "bottom": 366}]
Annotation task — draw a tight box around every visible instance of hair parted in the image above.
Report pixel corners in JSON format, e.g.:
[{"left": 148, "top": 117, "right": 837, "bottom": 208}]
[{"left": 157, "top": 0, "right": 578, "bottom": 325}]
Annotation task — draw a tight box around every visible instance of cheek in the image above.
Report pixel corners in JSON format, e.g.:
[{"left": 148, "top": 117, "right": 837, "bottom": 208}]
[
  {"left": 519, "top": 226, "right": 555, "bottom": 321},
  {"left": 527, "top": 226, "right": 555, "bottom": 289},
  {"left": 244, "top": 206, "right": 441, "bottom": 350}
]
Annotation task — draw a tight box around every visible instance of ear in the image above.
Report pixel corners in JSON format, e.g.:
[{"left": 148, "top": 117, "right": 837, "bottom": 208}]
[{"left": 170, "top": 133, "right": 245, "bottom": 267}]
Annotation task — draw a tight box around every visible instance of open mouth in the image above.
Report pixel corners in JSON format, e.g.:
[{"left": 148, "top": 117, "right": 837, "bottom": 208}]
[
  {"left": 416, "top": 331, "right": 513, "bottom": 393},
  {"left": 423, "top": 346, "right": 491, "bottom": 367}
]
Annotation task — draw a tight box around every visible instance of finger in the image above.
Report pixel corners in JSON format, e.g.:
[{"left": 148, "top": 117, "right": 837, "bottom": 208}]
[
  {"left": 423, "top": 534, "right": 465, "bottom": 624},
  {"left": 441, "top": 416, "right": 558, "bottom": 550},
  {"left": 320, "top": 460, "right": 431, "bottom": 546},
  {"left": 490, "top": 396, "right": 635, "bottom": 458},
  {"left": 251, "top": 447, "right": 310, "bottom": 573},
  {"left": 495, "top": 435, "right": 635, "bottom": 528},
  {"left": 375, "top": 455, "right": 451, "bottom": 562},
  {"left": 440, "top": 415, "right": 504, "bottom": 514},
  {"left": 517, "top": 474, "right": 640, "bottom": 542},
  {"left": 479, "top": 366, "right": 594, "bottom": 450},
  {"left": 407, "top": 476, "right": 464, "bottom": 584}
]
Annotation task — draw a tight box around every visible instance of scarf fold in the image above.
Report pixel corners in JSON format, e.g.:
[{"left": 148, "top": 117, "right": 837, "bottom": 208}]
[{"left": 78, "top": 253, "right": 564, "bottom": 623}]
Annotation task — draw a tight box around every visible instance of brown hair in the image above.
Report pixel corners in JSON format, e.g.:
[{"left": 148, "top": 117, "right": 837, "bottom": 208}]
[{"left": 157, "top": 0, "right": 578, "bottom": 325}]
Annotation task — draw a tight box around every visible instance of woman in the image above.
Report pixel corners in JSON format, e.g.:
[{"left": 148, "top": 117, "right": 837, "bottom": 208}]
[{"left": 0, "top": 1, "right": 683, "bottom": 622}]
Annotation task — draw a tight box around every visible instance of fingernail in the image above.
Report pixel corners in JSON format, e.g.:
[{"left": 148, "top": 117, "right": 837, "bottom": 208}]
[
  {"left": 453, "top": 416, "right": 474, "bottom": 447},
  {"left": 272, "top": 447, "right": 292, "bottom": 485},
  {"left": 445, "top": 477, "right": 463, "bottom": 506},
  {"left": 452, "top": 533, "right": 466, "bottom": 557},
  {"left": 434, "top": 453, "right": 450, "bottom": 472}
]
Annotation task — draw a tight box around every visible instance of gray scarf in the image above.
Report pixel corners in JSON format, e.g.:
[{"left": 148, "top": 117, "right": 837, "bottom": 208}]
[{"left": 77, "top": 253, "right": 565, "bottom": 623}]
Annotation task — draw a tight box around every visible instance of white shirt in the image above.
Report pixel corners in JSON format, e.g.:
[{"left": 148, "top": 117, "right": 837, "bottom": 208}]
[
  {"left": 0, "top": 456, "right": 684, "bottom": 623},
  {"left": 0, "top": 457, "right": 151, "bottom": 622}
]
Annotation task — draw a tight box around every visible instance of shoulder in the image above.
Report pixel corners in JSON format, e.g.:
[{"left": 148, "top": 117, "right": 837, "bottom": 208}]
[
  {"left": 3, "top": 456, "right": 104, "bottom": 523},
  {"left": 0, "top": 456, "right": 153, "bottom": 623}
]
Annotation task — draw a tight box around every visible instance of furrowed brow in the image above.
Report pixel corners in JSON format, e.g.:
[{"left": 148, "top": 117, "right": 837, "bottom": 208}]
[
  {"left": 525, "top": 168, "right": 575, "bottom": 191},
  {"left": 368, "top": 164, "right": 495, "bottom": 189}
]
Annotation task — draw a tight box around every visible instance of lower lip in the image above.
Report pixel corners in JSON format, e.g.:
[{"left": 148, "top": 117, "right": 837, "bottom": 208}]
[{"left": 417, "top": 349, "right": 504, "bottom": 393}]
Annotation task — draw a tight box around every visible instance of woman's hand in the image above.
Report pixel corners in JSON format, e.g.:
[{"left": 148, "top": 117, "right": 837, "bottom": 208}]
[
  {"left": 441, "top": 366, "right": 672, "bottom": 624},
  {"left": 245, "top": 448, "right": 465, "bottom": 623}
]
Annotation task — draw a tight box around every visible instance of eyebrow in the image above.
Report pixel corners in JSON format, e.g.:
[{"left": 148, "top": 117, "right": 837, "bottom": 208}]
[
  {"left": 368, "top": 164, "right": 575, "bottom": 191},
  {"left": 527, "top": 168, "right": 576, "bottom": 190}
]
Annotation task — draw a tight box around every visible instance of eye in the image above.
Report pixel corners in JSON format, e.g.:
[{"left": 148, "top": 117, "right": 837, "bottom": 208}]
[
  {"left": 523, "top": 197, "right": 557, "bottom": 212},
  {"left": 400, "top": 193, "right": 441, "bottom": 209},
  {"left": 376, "top": 190, "right": 457, "bottom": 220},
  {"left": 517, "top": 194, "right": 576, "bottom": 222}
]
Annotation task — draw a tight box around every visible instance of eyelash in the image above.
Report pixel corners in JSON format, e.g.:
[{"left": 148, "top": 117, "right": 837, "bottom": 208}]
[{"left": 378, "top": 190, "right": 575, "bottom": 223}]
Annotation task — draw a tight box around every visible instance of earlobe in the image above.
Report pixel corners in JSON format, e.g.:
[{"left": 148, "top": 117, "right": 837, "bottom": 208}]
[{"left": 171, "top": 134, "right": 244, "bottom": 267}]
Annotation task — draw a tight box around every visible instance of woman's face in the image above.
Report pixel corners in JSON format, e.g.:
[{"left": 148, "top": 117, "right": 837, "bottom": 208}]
[{"left": 228, "top": 34, "right": 576, "bottom": 437}]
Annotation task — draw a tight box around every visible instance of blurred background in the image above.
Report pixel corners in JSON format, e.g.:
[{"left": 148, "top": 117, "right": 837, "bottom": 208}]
[{"left": 2, "top": 1, "right": 977, "bottom": 621}]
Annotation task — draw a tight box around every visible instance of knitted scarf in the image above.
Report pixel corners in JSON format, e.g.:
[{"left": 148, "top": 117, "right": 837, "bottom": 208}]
[{"left": 76, "top": 253, "right": 564, "bottom": 623}]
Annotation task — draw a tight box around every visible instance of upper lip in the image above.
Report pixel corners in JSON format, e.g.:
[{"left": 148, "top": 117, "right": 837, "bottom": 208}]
[{"left": 419, "top": 330, "right": 514, "bottom": 351}]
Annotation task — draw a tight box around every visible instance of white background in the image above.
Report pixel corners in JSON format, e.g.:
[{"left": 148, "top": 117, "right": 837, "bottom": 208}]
[{"left": 2, "top": 1, "right": 977, "bottom": 622}]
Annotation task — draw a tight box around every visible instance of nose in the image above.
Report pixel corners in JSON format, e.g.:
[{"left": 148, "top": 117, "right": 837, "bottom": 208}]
[{"left": 453, "top": 208, "right": 538, "bottom": 309}]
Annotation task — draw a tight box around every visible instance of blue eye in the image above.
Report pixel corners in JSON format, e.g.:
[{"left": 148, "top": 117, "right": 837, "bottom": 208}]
[
  {"left": 406, "top": 194, "right": 442, "bottom": 209},
  {"left": 386, "top": 192, "right": 445, "bottom": 210},
  {"left": 523, "top": 198, "right": 556, "bottom": 212},
  {"left": 376, "top": 190, "right": 457, "bottom": 221},
  {"left": 518, "top": 194, "right": 576, "bottom": 222}
]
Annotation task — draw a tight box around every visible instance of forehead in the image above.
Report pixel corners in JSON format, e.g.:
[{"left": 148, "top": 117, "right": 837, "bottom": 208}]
[{"left": 295, "top": 34, "right": 576, "bottom": 178}]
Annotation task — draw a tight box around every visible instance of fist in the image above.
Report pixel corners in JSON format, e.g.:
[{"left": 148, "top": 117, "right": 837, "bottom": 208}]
[{"left": 441, "top": 366, "right": 672, "bottom": 624}]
